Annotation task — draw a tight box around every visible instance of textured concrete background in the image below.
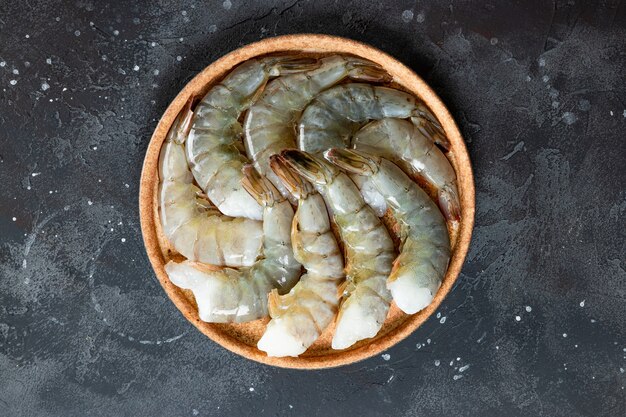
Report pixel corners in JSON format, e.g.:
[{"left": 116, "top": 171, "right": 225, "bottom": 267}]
[{"left": 0, "top": 0, "right": 625, "bottom": 416}]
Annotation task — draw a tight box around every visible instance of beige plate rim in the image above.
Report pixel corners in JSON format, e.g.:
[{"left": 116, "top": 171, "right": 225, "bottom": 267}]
[{"left": 139, "top": 34, "right": 475, "bottom": 369}]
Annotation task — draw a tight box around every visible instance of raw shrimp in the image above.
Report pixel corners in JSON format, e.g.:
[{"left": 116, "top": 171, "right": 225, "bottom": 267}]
[
  {"left": 257, "top": 155, "right": 345, "bottom": 357},
  {"left": 164, "top": 165, "right": 302, "bottom": 323},
  {"left": 325, "top": 148, "right": 450, "bottom": 314},
  {"left": 352, "top": 118, "right": 460, "bottom": 221},
  {"left": 297, "top": 83, "right": 449, "bottom": 155},
  {"left": 187, "top": 56, "right": 318, "bottom": 220},
  {"left": 159, "top": 100, "right": 263, "bottom": 267},
  {"left": 280, "top": 149, "right": 395, "bottom": 350},
  {"left": 244, "top": 55, "right": 391, "bottom": 200}
]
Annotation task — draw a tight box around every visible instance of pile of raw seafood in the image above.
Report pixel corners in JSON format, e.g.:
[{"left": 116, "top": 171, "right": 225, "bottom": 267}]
[{"left": 159, "top": 54, "right": 460, "bottom": 357}]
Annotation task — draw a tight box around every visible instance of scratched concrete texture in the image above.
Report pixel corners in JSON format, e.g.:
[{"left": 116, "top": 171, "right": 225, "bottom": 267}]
[{"left": 0, "top": 0, "right": 625, "bottom": 416}]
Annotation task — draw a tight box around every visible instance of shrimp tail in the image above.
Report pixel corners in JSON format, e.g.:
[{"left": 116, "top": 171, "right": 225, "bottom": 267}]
[
  {"left": 270, "top": 154, "right": 314, "bottom": 199},
  {"left": 241, "top": 164, "right": 280, "bottom": 206},
  {"left": 266, "top": 55, "right": 320, "bottom": 75},
  {"left": 168, "top": 97, "right": 196, "bottom": 145},
  {"left": 439, "top": 186, "right": 461, "bottom": 221},
  {"left": 280, "top": 149, "right": 336, "bottom": 185},
  {"left": 267, "top": 289, "right": 281, "bottom": 318},
  {"left": 410, "top": 112, "right": 450, "bottom": 150},
  {"left": 345, "top": 57, "right": 392, "bottom": 83},
  {"left": 323, "top": 148, "right": 379, "bottom": 176}
]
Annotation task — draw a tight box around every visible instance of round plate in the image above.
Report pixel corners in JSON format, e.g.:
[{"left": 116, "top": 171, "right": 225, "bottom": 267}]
[{"left": 139, "top": 34, "right": 475, "bottom": 369}]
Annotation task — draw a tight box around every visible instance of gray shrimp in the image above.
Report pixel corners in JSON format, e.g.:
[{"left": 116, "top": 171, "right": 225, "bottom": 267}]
[
  {"left": 280, "top": 149, "right": 395, "bottom": 350},
  {"left": 187, "top": 56, "right": 318, "bottom": 220},
  {"left": 159, "top": 100, "right": 263, "bottom": 267},
  {"left": 165, "top": 165, "right": 301, "bottom": 323},
  {"left": 243, "top": 55, "right": 391, "bottom": 200},
  {"left": 352, "top": 118, "right": 460, "bottom": 221},
  {"left": 257, "top": 155, "right": 345, "bottom": 357},
  {"left": 297, "top": 83, "right": 448, "bottom": 155},
  {"left": 325, "top": 148, "right": 450, "bottom": 314}
]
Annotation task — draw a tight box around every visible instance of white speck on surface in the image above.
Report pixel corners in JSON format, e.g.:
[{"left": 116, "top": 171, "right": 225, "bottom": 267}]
[
  {"left": 591, "top": 319, "right": 596, "bottom": 323},
  {"left": 25, "top": 34, "right": 30, "bottom": 38},
  {"left": 439, "top": 316, "right": 447, "bottom": 324},
  {"left": 113, "top": 29, "right": 120, "bottom": 36},
  {"left": 192, "top": 409, "right": 199, "bottom": 416},
  {"left": 12, "top": 217, "right": 16, "bottom": 221},
  {"left": 459, "top": 364, "right": 470, "bottom": 372},
  {"left": 9, "top": 79, "right": 17, "bottom": 85},
  {"left": 416, "top": 12, "right": 425, "bottom": 23},
  {"left": 181, "top": 10, "right": 187, "bottom": 16},
  {"left": 575, "top": 344, "right": 578, "bottom": 348},
  {"left": 490, "top": 37, "right": 498, "bottom": 45},
  {"left": 74, "top": 30, "right": 80, "bottom": 36},
  {"left": 121, "top": 238, "right": 126, "bottom": 243},
  {"left": 41, "top": 82, "right": 50, "bottom": 91},
  {"left": 153, "top": 69, "right": 159, "bottom": 75},
  {"left": 87, "top": 200, "right": 93, "bottom": 205},
  {"left": 526, "top": 75, "right": 531, "bottom": 81},
  {"left": 562, "top": 112, "right": 577, "bottom": 125},
  {"left": 133, "top": 65, "right": 139, "bottom": 71},
  {"left": 176, "top": 55, "right": 182, "bottom": 62},
  {"left": 124, "top": 183, "right": 129, "bottom": 188},
  {"left": 579, "top": 300, "right": 585, "bottom": 307},
  {"left": 427, "top": 338, "right": 431, "bottom": 344},
  {"left": 542, "top": 75, "right": 549, "bottom": 82},
  {"left": 401, "top": 10, "right": 414, "bottom": 22},
  {"left": 515, "top": 315, "right": 521, "bottom": 321},
  {"left": 449, "top": 360, "right": 454, "bottom": 366},
  {"left": 457, "top": 357, "right": 461, "bottom": 361},
  {"left": 249, "top": 387, "right": 254, "bottom": 392},
  {"left": 151, "top": 41, "right": 156, "bottom": 47},
  {"left": 453, "top": 374, "right": 463, "bottom": 380},
  {"left": 434, "top": 360, "right": 440, "bottom": 366},
  {"left": 381, "top": 353, "right": 391, "bottom": 361},
  {"left": 538, "top": 57, "right": 546, "bottom": 66},
  {"left": 12, "top": 69, "right": 19, "bottom": 74},
  {"left": 525, "top": 305, "right": 532, "bottom": 312},
  {"left": 436, "top": 312, "right": 441, "bottom": 318},
  {"left": 223, "top": 0, "right": 232, "bottom": 10},
  {"left": 46, "top": 58, "right": 52, "bottom": 64},
  {"left": 610, "top": 110, "right": 614, "bottom": 116},
  {"left": 495, "top": 345, "right": 499, "bottom": 350},
  {"left": 563, "top": 333, "right": 568, "bottom": 338},
  {"left": 209, "top": 24, "right": 218, "bottom": 33},
  {"left": 622, "top": 109, "right": 626, "bottom": 117},
  {"left": 0, "top": 61, "right": 5, "bottom": 67}
]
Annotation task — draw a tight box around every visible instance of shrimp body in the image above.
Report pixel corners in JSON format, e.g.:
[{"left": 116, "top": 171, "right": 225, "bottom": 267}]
[
  {"left": 297, "top": 83, "right": 448, "bottom": 155},
  {"left": 353, "top": 118, "right": 460, "bottom": 221},
  {"left": 257, "top": 156, "right": 345, "bottom": 357},
  {"left": 244, "top": 56, "right": 390, "bottom": 199},
  {"left": 187, "top": 56, "right": 318, "bottom": 219},
  {"left": 280, "top": 150, "right": 395, "bottom": 350},
  {"left": 159, "top": 101, "right": 263, "bottom": 267},
  {"left": 165, "top": 166, "right": 302, "bottom": 323},
  {"left": 325, "top": 149, "right": 450, "bottom": 314}
]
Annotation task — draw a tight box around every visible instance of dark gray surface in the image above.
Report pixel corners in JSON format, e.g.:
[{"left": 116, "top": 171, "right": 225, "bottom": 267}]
[{"left": 1, "top": 0, "right": 625, "bottom": 416}]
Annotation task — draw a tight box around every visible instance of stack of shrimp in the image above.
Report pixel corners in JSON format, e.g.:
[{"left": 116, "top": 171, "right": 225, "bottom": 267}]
[{"left": 159, "top": 54, "right": 460, "bottom": 357}]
